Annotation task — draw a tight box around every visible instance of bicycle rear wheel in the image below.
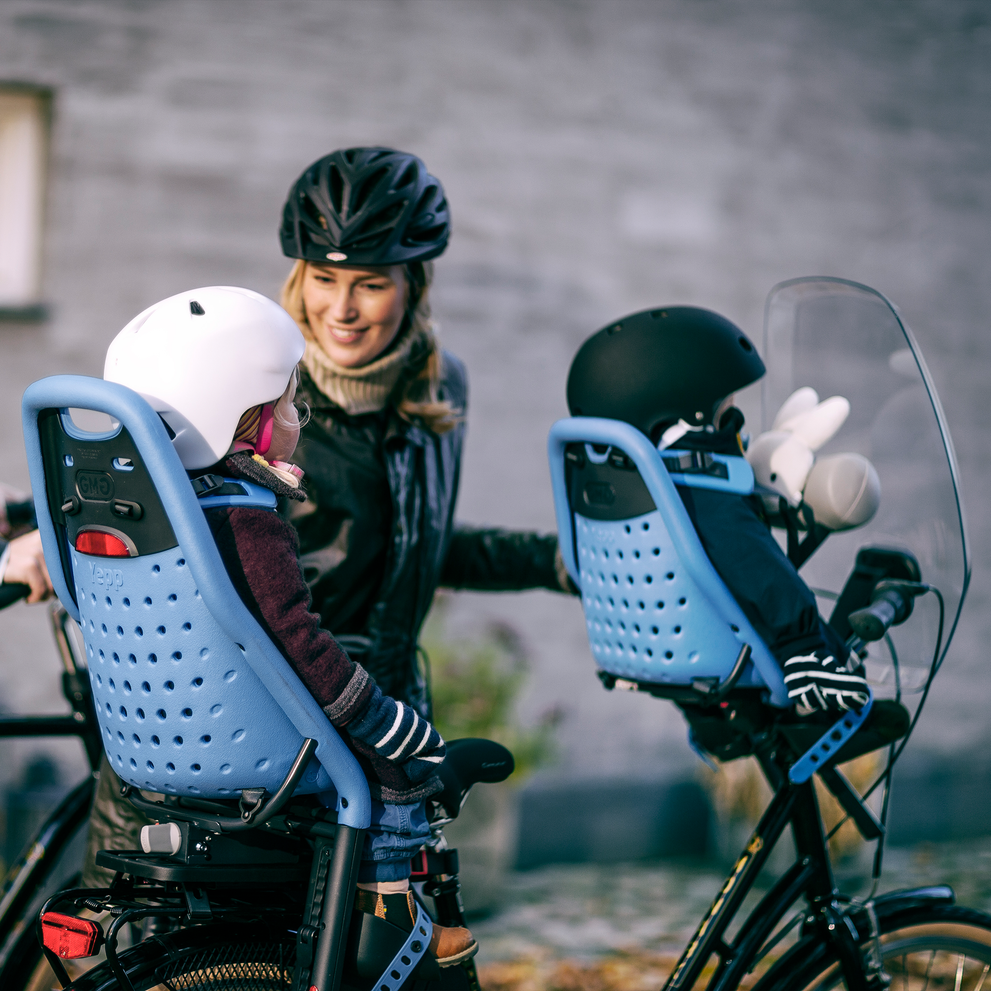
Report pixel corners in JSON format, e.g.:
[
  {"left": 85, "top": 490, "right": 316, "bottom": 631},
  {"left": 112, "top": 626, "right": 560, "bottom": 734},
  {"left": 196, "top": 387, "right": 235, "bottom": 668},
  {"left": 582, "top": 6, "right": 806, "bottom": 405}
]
[
  {"left": 63, "top": 923, "right": 296, "bottom": 991},
  {"left": 763, "top": 905, "right": 991, "bottom": 990}
]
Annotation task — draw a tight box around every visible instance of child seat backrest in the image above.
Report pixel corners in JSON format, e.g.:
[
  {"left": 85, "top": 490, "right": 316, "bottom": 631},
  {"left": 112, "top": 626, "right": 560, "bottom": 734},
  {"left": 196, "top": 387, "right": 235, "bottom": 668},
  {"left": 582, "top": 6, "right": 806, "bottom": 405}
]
[
  {"left": 548, "top": 417, "right": 789, "bottom": 706},
  {"left": 22, "top": 375, "right": 370, "bottom": 828}
]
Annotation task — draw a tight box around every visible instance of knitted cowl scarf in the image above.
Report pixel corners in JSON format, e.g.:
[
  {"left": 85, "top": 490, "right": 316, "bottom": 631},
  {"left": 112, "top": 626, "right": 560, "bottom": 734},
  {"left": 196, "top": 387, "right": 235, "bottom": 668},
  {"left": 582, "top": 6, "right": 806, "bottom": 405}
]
[{"left": 300, "top": 320, "right": 431, "bottom": 415}]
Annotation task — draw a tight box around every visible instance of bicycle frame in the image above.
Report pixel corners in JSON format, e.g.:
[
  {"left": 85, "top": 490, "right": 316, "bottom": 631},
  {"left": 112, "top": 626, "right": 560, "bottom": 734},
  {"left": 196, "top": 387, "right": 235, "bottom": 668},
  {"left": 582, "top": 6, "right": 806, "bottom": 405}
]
[
  {"left": 0, "top": 604, "right": 101, "bottom": 987},
  {"left": 662, "top": 728, "right": 909, "bottom": 991}
]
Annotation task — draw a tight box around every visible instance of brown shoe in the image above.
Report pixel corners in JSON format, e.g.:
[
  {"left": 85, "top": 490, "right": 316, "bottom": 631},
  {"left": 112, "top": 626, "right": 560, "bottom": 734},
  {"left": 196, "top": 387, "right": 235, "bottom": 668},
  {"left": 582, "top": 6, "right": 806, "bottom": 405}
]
[{"left": 354, "top": 889, "right": 478, "bottom": 968}]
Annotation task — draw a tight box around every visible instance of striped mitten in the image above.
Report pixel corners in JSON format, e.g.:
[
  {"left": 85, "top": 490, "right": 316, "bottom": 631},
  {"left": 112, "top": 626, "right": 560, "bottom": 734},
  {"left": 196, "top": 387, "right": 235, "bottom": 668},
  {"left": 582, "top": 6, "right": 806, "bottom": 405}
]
[
  {"left": 783, "top": 650, "right": 869, "bottom": 717},
  {"left": 345, "top": 683, "right": 446, "bottom": 784}
]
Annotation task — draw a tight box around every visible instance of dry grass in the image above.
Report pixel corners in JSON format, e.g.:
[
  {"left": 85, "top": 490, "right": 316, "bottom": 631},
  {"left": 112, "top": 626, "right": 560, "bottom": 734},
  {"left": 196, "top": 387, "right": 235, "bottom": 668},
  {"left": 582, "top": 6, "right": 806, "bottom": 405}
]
[{"left": 706, "top": 750, "right": 884, "bottom": 860}]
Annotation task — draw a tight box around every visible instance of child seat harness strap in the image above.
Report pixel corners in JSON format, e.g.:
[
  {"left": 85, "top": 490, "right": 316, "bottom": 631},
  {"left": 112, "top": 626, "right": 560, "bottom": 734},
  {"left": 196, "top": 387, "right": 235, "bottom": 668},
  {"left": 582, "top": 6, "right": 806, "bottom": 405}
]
[
  {"left": 191, "top": 475, "right": 278, "bottom": 511},
  {"left": 583, "top": 444, "right": 754, "bottom": 496}
]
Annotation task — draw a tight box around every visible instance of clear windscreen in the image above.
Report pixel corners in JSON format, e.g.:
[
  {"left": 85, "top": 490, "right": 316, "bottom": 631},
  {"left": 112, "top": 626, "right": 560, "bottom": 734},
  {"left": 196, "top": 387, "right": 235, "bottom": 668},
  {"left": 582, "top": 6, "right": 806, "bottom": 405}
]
[{"left": 762, "top": 278, "right": 969, "bottom": 692}]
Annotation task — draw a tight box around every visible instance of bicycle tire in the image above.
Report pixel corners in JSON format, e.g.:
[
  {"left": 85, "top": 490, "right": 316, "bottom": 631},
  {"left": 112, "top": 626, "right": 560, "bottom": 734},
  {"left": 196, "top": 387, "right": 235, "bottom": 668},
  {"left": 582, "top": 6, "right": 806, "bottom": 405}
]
[
  {"left": 63, "top": 923, "right": 297, "bottom": 991},
  {"left": 758, "top": 904, "right": 991, "bottom": 990}
]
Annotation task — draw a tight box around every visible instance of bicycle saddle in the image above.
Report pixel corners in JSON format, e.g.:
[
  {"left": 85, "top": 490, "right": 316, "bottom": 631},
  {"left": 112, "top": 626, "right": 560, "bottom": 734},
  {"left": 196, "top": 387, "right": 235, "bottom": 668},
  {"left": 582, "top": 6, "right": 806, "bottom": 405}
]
[{"left": 431, "top": 738, "right": 514, "bottom": 822}]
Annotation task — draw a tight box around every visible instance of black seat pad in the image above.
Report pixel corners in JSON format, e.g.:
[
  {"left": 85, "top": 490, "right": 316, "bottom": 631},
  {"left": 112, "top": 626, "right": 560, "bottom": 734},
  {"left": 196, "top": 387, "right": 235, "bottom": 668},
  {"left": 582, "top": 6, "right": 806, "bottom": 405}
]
[{"left": 433, "top": 738, "right": 514, "bottom": 820}]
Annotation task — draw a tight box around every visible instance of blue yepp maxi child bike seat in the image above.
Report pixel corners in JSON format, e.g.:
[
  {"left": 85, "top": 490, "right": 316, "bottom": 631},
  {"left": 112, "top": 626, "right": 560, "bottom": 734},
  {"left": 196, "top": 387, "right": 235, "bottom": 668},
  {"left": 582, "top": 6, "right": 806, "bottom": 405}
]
[
  {"left": 549, "top": 416, "right": 790, "bottom": 704},
  {"left": 22, "top": 375, "right": 370, "bottom": 829},
  {"left": 548, "top": 417, "right": 873, "bottom": 779}
]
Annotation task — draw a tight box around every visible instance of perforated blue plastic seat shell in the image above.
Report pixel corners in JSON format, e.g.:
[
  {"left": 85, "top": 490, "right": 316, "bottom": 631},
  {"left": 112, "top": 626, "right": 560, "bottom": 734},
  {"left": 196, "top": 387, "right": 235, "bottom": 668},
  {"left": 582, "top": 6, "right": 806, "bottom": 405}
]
[
  {"left": 576, "top": 511, "right": 767, "bottom": 688},
  {"left": 75, "top": 546, "right": 333, "bottom": 796},
  {"left": 22, "top": 375, "right": 370, "bottom": 828},
  {"left": 548, "top": 417, "right": 789, "bottom": 706}
]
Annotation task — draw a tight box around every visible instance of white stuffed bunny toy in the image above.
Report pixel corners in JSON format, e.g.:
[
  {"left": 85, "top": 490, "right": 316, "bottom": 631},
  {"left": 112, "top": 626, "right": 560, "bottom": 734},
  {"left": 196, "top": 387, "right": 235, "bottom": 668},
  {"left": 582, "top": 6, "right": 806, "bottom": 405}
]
[{"left": 746, "top": 387, "right": 881, "bottom": 532}]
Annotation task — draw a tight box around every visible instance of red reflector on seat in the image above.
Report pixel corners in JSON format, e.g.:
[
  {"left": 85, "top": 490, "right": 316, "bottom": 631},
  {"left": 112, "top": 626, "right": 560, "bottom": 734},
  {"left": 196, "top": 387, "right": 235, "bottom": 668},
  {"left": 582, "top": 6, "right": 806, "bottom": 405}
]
[
  {"left": 75, "top": 530, "right": 131, "bottom": 557},
  {"left": 41, "top": 912, "right": 103, "bottom": 958}
]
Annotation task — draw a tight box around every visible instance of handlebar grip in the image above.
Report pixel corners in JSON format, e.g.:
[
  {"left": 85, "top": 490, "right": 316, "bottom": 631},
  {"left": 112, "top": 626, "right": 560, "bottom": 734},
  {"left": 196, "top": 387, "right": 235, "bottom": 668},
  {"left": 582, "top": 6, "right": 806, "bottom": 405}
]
[
  {"left": 0, "top": 582, "right": 31, "bottom": 610},
  {"left": 5, "top": 500, "right": 36, "bottom": 528},
  {"left": 848, "top": 586, "right": 912, "bottom": 642}
]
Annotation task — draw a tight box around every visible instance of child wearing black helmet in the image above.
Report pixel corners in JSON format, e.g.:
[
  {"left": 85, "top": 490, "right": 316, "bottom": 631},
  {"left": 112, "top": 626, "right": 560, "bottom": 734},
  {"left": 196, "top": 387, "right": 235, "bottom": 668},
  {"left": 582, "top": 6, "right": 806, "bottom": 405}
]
[{"left": 567, "top": 306, "right": 871, "bottom": 716}]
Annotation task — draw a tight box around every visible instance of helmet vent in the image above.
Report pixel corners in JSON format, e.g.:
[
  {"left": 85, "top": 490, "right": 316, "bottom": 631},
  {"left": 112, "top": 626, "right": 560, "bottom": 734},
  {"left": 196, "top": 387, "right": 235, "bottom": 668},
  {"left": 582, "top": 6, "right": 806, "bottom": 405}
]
[
  {"left": 352, "top": 167, "right": 390, "bottom": 212},
  {"left": 189, "top": 301, "right": 205, "bottom": 316},
  {"left": 327, "top": 164, "right": 344, "bottom": 214}
]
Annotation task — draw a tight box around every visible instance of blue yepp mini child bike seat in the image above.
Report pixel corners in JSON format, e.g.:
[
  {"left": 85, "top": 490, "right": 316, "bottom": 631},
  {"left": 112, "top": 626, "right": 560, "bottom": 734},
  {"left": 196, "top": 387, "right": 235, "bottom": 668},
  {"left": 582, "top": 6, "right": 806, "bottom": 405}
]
[
  {"left": 22, "top": 375, "right": 370, "bottom": 829},
  {"left": 548, "top": 417, "right": 871, "bottom": 780}
]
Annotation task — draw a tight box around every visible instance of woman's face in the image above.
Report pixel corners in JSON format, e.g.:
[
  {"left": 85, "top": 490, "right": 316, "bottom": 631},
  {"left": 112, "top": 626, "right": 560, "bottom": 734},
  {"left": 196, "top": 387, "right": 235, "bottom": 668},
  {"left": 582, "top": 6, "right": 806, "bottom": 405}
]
[{"left": 302, "top": 263, "right": 407, "bottom": 368}]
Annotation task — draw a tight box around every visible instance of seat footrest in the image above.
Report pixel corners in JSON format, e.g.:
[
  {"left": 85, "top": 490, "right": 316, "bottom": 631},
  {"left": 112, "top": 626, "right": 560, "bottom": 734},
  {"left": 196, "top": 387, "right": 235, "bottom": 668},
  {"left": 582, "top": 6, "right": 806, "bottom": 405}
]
[{"left": 788, "top": 696, "right": 874, "bottom": 784}]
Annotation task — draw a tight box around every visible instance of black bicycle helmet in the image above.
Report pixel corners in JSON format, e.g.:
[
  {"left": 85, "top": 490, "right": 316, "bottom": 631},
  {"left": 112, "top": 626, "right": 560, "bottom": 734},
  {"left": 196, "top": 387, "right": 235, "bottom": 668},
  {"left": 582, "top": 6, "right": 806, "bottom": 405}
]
[
  {"left": 566, "top": 306, "right": 766, "bottom": 439},
  {"left": 280, "top": 147, "right": 450, "bottom": 266}
]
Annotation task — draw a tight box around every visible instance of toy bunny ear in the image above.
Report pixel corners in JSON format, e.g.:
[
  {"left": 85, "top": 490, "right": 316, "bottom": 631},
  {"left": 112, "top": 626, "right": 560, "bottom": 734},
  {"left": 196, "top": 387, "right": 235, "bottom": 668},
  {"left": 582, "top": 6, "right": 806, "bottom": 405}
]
[
  {"left": 746, "top": 430, "right": 815, "bottom": 506},
  {"left": 777, "top": 396, "right": 850, "bottom": 452},
  {"left": 772, "top": 387, "right": 819, "bottom": 431}
]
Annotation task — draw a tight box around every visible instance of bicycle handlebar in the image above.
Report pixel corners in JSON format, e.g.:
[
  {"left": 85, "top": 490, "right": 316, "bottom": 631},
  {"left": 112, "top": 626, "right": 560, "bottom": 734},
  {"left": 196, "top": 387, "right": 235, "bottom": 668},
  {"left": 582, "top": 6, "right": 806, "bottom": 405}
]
[
  {"left": 847, "top": 580, "right": 928, "bottom": 642},
  {"left": 0, "top": 582, "right": 31, "bottom": 610}
]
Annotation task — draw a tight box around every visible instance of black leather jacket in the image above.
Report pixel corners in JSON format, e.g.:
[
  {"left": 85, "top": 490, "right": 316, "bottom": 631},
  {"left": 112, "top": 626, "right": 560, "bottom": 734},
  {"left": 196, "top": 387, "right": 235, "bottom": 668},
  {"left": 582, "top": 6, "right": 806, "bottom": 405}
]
[{"left": 285, "top": 351, "right": 564, "bottom": 716}]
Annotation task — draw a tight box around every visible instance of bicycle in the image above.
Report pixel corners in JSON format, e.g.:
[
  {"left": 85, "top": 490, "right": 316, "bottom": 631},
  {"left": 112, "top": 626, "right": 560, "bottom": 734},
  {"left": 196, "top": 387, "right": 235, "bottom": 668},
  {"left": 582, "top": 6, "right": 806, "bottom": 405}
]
[
  {"left": 12, "top": 275, "right": 991, "bottom": 991},
  {"left": 0, "top": 591, "right": 104, "bottom": 991},
  {"left": 0, "top": 594, "right": 508, "bottom": 991}
]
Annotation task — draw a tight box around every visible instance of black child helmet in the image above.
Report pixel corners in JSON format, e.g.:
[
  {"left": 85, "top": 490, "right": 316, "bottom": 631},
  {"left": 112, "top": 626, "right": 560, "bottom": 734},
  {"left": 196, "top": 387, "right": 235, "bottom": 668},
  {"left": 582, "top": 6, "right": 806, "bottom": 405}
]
[
  {"left": 566, "top": 306, "right": 766, "bottom": 440},
  {"left": 280, "top": 147, "right": 450, "bottom": 266}
]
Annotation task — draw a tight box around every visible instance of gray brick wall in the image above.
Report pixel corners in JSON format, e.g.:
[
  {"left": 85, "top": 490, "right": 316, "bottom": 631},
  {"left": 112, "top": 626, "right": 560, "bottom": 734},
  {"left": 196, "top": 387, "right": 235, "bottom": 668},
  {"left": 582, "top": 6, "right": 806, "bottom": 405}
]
[{"left": 1, "top": 1, "right": 989, "bottom": 813}]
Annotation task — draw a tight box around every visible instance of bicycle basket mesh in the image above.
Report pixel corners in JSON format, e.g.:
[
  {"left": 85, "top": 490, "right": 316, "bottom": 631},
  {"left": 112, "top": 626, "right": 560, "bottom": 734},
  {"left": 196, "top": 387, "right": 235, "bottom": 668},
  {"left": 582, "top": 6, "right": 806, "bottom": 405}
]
[{"left": 159, "top": 941, "right": 294, "bottom": 990}]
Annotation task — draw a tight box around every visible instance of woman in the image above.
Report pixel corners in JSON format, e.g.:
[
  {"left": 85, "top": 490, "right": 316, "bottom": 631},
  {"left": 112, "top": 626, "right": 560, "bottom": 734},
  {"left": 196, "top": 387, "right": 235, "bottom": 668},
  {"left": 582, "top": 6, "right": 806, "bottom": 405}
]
[{"left": 278, "top": 147, "right": 573, "bottom": 717}]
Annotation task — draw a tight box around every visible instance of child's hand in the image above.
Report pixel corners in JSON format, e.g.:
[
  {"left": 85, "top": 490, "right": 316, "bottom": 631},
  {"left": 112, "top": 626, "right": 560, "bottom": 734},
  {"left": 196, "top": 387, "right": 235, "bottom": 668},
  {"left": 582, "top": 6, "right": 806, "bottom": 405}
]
[
  {"left": 403, "top": 740, "right": 447, "bottom": 784},
  {"left": 783, "top": 649, "right": 869, "bottom": 717},
  {"left": 344, "top": 683, "right": 446, "bottom": 777}
]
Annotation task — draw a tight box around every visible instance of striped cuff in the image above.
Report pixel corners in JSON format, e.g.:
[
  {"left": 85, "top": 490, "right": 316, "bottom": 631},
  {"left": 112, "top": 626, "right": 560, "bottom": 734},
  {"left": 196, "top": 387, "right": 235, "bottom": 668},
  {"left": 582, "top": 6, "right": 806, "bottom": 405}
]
[{"left": 323, "top": 663, "right": 371, "bottom": 725}]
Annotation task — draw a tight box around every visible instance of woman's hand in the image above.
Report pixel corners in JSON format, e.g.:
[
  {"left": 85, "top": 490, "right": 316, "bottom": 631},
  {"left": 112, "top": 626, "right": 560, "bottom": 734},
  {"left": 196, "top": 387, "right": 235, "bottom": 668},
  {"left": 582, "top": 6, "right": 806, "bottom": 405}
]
[{"left": 2, "top": 530, "right": 54, "bottom": 603}]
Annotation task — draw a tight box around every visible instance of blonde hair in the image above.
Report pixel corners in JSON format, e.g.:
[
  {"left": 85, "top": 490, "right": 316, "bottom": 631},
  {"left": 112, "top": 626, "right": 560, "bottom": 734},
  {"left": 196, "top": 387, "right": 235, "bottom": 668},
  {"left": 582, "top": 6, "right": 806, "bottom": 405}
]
[{"left": 280, "top": 260, "right": 459, "bottom": 434}]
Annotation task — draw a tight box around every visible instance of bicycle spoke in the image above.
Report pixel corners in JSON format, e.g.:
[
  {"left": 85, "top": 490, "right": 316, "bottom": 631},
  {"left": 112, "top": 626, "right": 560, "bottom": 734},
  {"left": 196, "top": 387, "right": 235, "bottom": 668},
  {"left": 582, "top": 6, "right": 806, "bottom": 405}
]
[
  {"left": 975, "top": 961, "right": 990, "bottom": 991},
  {"left": 922, "top": 948, "right": 935, "bottom": 991},
  {"left": 956, "top": 953, "right": 965, "bottom": 991}
]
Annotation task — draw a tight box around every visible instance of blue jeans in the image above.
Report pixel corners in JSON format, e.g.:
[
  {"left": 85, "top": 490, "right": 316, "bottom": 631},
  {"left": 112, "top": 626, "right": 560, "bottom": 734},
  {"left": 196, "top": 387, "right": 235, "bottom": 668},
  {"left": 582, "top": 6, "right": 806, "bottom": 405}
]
[{"left": 358, "top": 799, "right": 431, "bottom": 883}]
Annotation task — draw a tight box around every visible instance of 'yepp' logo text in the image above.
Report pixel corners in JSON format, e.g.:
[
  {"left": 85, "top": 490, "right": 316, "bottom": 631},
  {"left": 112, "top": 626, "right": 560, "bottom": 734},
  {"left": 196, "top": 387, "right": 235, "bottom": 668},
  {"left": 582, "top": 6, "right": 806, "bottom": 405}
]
[{"left": 90, "top": 562, "right": 124, "bottom": 590}]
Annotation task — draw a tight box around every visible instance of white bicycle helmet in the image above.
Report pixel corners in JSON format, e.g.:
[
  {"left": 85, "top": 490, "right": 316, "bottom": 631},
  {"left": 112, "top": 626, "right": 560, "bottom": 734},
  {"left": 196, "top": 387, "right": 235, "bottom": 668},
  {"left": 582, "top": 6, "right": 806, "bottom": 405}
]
[{"left": 105, "top": 286, "right": 305, "bottom": 469}]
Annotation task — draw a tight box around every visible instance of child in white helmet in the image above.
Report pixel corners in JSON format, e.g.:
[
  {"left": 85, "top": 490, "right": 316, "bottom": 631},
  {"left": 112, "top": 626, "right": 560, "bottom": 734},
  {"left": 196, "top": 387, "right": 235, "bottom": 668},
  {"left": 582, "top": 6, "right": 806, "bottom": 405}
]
[{"left": 99, "top": 285, "right": 476, "bottom": 967}]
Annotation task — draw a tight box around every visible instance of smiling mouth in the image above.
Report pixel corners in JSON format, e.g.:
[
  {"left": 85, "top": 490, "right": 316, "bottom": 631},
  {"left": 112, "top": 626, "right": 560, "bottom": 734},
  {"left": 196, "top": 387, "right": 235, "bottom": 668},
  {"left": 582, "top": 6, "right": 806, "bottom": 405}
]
[{"left": 327, "top": 326, "right": 368, "bottom": 342}]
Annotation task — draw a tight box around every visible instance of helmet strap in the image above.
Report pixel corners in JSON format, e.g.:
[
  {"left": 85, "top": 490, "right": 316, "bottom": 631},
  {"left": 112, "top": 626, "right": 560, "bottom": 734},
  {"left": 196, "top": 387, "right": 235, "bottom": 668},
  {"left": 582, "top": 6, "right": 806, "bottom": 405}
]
[
  {"left": 254, "top": 403, "right": 276, "bottom": 456},
  {"left": 232, "top": 402, "right": 276, "bottom": 456}
]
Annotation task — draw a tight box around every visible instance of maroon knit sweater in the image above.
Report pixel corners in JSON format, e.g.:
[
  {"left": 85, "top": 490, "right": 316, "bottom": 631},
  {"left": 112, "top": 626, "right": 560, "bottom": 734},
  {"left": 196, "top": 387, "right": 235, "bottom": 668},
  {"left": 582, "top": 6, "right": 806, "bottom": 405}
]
[{"left": 201, "top": 455, "right": 442, "bottom": 803}]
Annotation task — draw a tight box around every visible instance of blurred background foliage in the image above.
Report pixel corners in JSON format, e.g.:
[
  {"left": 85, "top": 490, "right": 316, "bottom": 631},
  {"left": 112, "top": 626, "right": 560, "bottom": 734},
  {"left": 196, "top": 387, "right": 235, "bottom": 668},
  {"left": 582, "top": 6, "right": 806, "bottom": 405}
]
[{"left": 422, "top": 596, "right": 562, "bottom": 782}]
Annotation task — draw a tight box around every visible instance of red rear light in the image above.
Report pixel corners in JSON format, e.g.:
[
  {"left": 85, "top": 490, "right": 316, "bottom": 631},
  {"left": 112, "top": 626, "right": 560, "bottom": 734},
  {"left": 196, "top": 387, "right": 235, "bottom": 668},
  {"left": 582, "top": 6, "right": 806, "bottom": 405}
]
[
  {"left": 74, "top": 530, "right": 132, "bottom": 557},
  {"left": 41, "top": 912, "right": 103, "bottom": 958}
]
